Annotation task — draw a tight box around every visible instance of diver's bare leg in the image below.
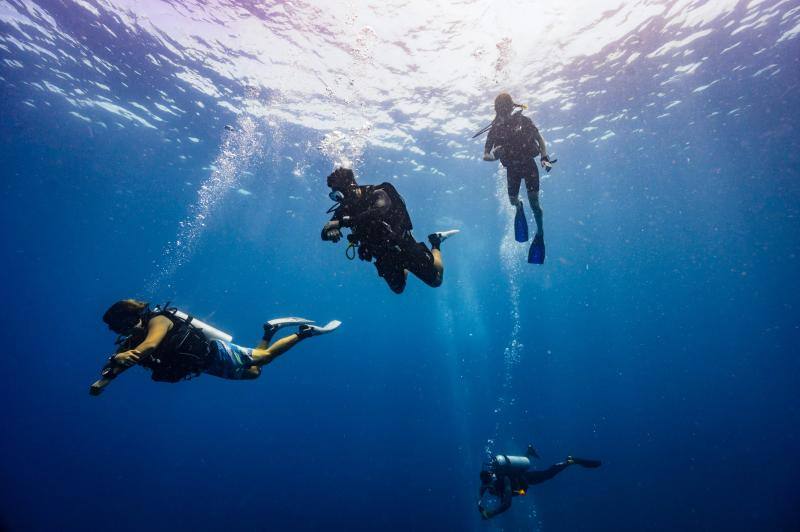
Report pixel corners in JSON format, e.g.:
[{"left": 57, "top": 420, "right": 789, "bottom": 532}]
[
  {"left": 414, "top": 248, "right": 444, "bottom": 287},
  {"left": 256, "top": 338, "right": 271, "bottom": 350},
  {"left": 251, "top": 334, "right": 305, "bottom": 367},
  {"left": 431, "top": 249, "right": 443, "bottom": 278}
]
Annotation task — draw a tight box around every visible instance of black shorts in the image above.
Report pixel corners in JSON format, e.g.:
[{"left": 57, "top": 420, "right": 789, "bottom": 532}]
[
  {"left": 374, "top": 239, "right": 440, "bottom": 293},
  {"left": 506, "top": 161, "right": 540, "bottom": 198}
]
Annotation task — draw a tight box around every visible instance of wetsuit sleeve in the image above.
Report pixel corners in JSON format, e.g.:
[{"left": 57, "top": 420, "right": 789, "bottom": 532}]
[
  {"left": 484, "top": 125, "right": 497, "bottom": 155},
  {"left": 532, "top": 122, "right": 548, "bottom": 159},
  {"left": 483, "top": 476, "right": 513, "bottom": 519},
  {"left": 341, "top": 188, "right": 391, "bottom": 227}
]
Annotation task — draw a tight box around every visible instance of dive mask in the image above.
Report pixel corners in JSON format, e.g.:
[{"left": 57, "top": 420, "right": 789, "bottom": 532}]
[{"left": 108, "top": 316, "right": 139, "bottom": 335}]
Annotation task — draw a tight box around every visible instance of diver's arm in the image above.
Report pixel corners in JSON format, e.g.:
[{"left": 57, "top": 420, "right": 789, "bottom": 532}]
[
  {"left": 480, "top": 476, "right": 513, "bottom": 519},
  {"left": 321, "top": 217, "right": 342, "bottom": 242},
  {"left": 493, "top": 477, "right": 514, "bottom": 517},
  {"left": 533, "top": 126, "right": 548, "bottom": 161},
  {"left": 122, "top": 315, "right": 172, "bottom": 362},
  {"left": 89, "top": 316, "right": 172, "bottom": 395},
  {"left": 483, "top": 127, "right": 497, "bottom": 161},
  {"left": 322, "top": 204, "right": 349, "bottom": 241}
]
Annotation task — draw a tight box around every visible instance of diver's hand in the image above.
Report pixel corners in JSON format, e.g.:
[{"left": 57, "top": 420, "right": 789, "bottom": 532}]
[
  {"left": 113, "top": 350, "right": 141, "bottom": 368},
  {"left": 478, "top": 503, "right": 490, "bottom": 520},
  {"left": 327, "top": 228, "right": 342, "bottom": 242},
  {"left": 89, "top": 381, "right": 105, "bottom": 396},
  {"left": 484, "top": 145, "right": 504, "bottom": 161},
  {"left": 541, "top": 155, "right": 556, "bottom": 172},
  {"left": 322, "top": 220, "right": 342, "bottom": 242}
]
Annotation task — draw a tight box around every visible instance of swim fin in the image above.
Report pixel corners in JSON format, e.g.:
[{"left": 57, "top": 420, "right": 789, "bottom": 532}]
[
  {"left": 428, "top": 229, "right": 460, "bottom": 249},
  {"left": 569, "top": 457, "right": 602, "bottom": 468},
  {"left": 298, "top": 320, "right": 342, "bottom": 338},
  {"left": 528, "top": 232, "right": 545, "bottom": 264},
  {"left": 514, "top": 202, "right": 529, "bottom": 243},
  {"left": 263, "top": 317, "right": 314, "bottom": 342}
]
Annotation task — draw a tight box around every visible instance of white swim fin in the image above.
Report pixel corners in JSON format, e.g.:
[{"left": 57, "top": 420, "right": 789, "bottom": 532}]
[
  {"left": 428, "top": 229, "right": 460, "bottom": 248},
  {"left": 263, "top": 317, "right": 315, "bottom": 342},
  {"left": 299, "top": 320, "right": 342, "bottom": 338}
]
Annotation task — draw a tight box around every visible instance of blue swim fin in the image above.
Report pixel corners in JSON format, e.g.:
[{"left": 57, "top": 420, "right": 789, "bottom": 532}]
[
  {"left": 514, "top": 202, "right": 529, "bottom": 243},
  {"left": 528, "top": 232, "right": 545, "bottom": 264}
]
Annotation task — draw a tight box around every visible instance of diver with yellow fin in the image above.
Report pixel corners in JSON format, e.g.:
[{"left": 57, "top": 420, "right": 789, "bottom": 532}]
[
  {"left": 476, "top": 93, "right": 556, "bottom": 264},
  {"left": 89, "top": 299, "right": 340, "bottom": 395},
  {"left": 478, "top": 444, "right": 600, "bottom": 519}
]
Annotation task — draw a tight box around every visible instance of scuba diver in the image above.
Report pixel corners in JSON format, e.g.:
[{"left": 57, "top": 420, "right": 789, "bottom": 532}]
[
  {"left": 320, "top": 167, "right": 459, "bottom": 294},
  {"left": 89, "top": 299, "right": 341, "bottom": 395},
  {"left": 478, "top": 92, "right": 556, "bottom": 264},
  {"left": 478, "top": 445, "right": 601, "bottom": 520}
]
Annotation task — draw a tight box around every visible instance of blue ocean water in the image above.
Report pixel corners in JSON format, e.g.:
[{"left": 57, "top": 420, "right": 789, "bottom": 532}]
[{"left": 1, "top": 1, "right": 799, "bottom": 530}]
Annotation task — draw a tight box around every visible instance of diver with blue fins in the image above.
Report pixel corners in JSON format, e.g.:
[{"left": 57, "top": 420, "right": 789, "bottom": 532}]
[
  {"left": 478, "top": 444, "right": 601, "bottom": 519},
  {"left": 477, "top": 93, "right": 556, "bottom": 264},
  {"left": 321, "top": 167, "right": 459, "bottom": 294},
  {"left": 89, "top": 299, "right": 340, "bottom": 395}
]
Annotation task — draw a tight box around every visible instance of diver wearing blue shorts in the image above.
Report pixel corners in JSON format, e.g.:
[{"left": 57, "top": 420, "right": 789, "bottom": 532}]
[{"left": 90, "top": 299, "right": 341, "bottom": 395}]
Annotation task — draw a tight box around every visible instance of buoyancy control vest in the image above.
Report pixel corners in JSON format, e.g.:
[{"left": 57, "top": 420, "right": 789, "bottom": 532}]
[
  {"left": 491, "top": 112, "right": 541, "bottom": 166},
  {"left": 339, "top": 183, "right": 414, "bottom": 257},
  {"left": 115, "top": 304, "right": 231, "bottom": 383}
]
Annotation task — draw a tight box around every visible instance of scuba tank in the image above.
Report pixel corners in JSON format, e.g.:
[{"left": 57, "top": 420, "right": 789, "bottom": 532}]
[
  {"left": 492, "top": 454, "right": 532, "bottom": 475},
  {"left": 171, "top": 309, "right": 233, "bottom": 343},
  {"left": 490, "top": 445, "right": 540, "bottom": 475}
]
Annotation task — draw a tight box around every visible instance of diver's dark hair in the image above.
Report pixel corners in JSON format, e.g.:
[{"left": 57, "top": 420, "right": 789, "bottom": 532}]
[
  {"left": 103, "top": 299, "right": 148, "bottom": 333},
  {"left": 495, "top": 93, "right": 514, "bottom": 113},
  {"left": 327, "top": 167, "right": 357, "bottom": 189}
]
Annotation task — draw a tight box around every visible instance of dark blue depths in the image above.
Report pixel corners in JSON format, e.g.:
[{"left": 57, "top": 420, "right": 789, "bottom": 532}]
[{"left": 1, "top": 6, "right": 800, "bottom": 532}]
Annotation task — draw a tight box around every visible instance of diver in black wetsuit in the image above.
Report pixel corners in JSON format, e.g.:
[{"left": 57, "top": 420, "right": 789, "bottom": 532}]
[
  {"left": 478, "top": 445, "right": 601, "bottom": 520},
  {"left": 320, "top": 167, "right": 458, "bottom": 294},
  {"left": 481, "top": 93, "right": 555, "bottom": 264}
]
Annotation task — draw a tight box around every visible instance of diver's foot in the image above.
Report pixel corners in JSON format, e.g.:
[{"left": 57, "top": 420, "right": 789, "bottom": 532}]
[
  {"left": 428, "top": 229, "right": 460, "bottom": 250},
  {"left": 263, "top": 317, "right": 314, "bottom": 342},
  {"left": 528, "top": 231, "right": 545, "bottom": 264},
  {"left": 298, "top": 320, "right": 342, "bottom": 339},
  {"left": 571, "top": 457, "right": 602, "bottom": 468},
  {"left": 514, "top": 202, "right": 529, "bottom": 242}
]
